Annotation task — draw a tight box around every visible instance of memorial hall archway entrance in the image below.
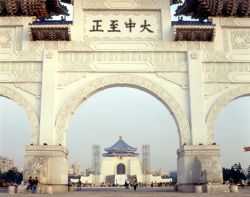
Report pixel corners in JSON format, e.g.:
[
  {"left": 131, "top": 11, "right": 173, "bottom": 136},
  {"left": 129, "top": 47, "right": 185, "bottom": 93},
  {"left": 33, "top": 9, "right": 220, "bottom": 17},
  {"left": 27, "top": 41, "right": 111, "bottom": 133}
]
[
  {"left": 65, "top": 85, "right": 181, "bottom": 182},
  {"left": 57, "top": 75, "right": 191, "bottom": 147}
]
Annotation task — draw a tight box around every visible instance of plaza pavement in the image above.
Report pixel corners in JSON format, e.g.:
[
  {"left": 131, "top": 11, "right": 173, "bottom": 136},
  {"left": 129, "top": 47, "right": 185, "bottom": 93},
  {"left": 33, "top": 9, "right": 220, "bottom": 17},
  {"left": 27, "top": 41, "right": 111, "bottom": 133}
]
[{"left": 1, "top": 187, "right": 250, "bottom": 197}]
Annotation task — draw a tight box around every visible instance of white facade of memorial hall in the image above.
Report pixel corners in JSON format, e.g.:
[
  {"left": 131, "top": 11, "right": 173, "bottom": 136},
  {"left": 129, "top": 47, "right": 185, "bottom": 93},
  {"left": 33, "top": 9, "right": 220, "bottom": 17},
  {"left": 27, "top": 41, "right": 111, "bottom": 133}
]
[
  {"left": 100, "top": 137, "right": 143, "bottom": 185},
  {"left": 0, "top": 0, "right": 250, "bottom": 193}
]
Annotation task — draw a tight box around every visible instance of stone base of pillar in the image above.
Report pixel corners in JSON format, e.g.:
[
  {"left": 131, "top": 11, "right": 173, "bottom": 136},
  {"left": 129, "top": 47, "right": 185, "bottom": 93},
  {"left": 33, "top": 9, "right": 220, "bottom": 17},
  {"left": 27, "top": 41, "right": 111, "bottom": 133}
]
[
  {"left": 8, "top": 185, "right": 17, "bottom": 194},
  {"left": 178, "top": 184, "right": 229, "bottom": 193},
  {"left": 39, "top": 184, "right": 68, "bottom": 193},
  {"left": 23, "top": 145, "right": 68, "bottom": 193},
  {"left": 177, "top": 145, "right": 229, "bottom": 193},
  {"left": 229, "top": 185, "right": 239, "bottom": 192},
  {"left": 205, "top": 184, "right": 230, "bottom": 193}
]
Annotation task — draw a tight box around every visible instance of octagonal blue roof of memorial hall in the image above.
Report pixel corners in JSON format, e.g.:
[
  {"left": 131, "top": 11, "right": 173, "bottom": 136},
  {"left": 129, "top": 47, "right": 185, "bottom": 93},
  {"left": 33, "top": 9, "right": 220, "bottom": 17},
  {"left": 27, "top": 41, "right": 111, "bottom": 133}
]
[{"left": 103, "top": 136, "right": 139, "bottom": 157}]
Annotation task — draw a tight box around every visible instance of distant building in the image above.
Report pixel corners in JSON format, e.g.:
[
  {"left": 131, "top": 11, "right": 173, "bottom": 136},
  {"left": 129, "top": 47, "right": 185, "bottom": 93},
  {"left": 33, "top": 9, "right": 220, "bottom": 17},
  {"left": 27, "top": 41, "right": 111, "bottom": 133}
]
[
  {"left": 142, "top": 144, "right": 150, "bottom": 174},
  {"left": 68, "top": 168, "right": 74, "bottom": 175},
  {"left": 142, "top": 144, "right": 151, "bottom": 183},
  {"left": 152, "top": 168, "right": 167, "bottom": 177},
  {"left": 86, "top": 168, "right": 92, "bottom": 176},
  {"left": 0, "top": 156, "right": 14, "bottom": 173},
  {"left": 71, "top": 162, "right": 81, "bottom": 176},
  {"left": 92, "top": 144, "right": 101, "bottom": 186}
]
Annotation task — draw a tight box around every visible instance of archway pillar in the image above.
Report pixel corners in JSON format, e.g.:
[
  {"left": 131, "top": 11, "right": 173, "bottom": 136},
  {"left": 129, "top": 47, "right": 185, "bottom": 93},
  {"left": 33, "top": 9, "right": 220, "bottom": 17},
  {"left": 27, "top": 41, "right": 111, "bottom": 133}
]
[
  {"left": 23, "top": 145, "right": 68, "bottom": 193},
  {"left": 39, "top": 50, "right": 59, "bottom": 145},
  {"left": 177, "top": 145, "right": 229, "bottom": 193},
  {"left": 187, "top": 51, "right": 207, "bottom": 145}
]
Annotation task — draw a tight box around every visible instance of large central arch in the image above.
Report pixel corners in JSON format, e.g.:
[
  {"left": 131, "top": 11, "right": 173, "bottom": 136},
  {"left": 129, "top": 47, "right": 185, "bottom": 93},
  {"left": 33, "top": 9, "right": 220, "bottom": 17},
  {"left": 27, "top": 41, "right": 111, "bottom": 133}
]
[
  {"left": 55, "top": 74, "right": 191, "bottom": 146},
  {"left": 206, "top": 85, "right": 250, "bottom": 144},
  {"left": 0, "top": 85, "right": 39, "bottom": 145}
]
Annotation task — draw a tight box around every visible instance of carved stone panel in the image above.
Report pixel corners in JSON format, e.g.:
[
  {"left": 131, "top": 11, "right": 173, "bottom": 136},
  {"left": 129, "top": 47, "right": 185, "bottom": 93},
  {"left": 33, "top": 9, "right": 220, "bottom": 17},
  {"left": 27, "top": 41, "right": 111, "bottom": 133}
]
[
  {"left": 203, "top": 63, "right": 250, "bottom": 83},
  {"left": 58, "top": 52, "right": 187, "bottom": 72},
  {"left": 0, "top": 63, "right": 42, "bottom": 82},
  {"left": 0, "top": 27, "right": 15, "bottom": 50},
  {"left": 231, "top": 30, "right": 250, "bottom": 50},
  {"left": 220, "top": 18, "right": 250, "bottom": 28},
  {"left": 222, "top": 28, "right": 250, "bottom": 51},
  {"left": 82, "top": 0, "right": 161, "bottom": 10}
]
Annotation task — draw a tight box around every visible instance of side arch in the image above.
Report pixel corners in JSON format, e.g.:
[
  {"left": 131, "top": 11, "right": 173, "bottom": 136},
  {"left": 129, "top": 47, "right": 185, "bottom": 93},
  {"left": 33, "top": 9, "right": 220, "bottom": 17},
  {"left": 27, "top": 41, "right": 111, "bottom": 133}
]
[
  {"left": 55, "top": 74, "right": 191, "bottom": 146},
  {"left": 206, "top": 85, "right": 250, "bottom": 144},
  {"left": 0, "top": 85, "right": 39, "bottom": 144}
]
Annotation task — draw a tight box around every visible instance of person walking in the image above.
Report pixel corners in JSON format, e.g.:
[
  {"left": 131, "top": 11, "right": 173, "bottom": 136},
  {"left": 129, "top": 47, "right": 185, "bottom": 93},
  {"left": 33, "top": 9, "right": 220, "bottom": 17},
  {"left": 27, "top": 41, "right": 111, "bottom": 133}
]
[
  {"left": 77, "top": 178, "right": 82, "bottom": 191},
  {"left": 133, "top": 179, "right": 138, "bottom": 191},
  {"left": 32, "top": 177, "right": 39, "bottom": 193},
  {"left": 125, "top": 180, "right": 129, "bottom": 189},
  {"left": 26, "top": 177, "right": 33, "bottom": 191}
]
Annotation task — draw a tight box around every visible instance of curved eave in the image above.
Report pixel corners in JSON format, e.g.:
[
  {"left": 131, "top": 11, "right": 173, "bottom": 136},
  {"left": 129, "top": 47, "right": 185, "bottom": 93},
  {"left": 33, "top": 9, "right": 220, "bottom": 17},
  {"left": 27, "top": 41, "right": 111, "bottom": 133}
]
[
  {"left": 175, "top": 0, "right": 194, "bottom": 16},
  {"left": 47, "top": 0, "right": 69, "bottom": 16},
  {"left": 0, "top": 0, "right": 70, "bottom": 17},
  {"left": 175, "top": 0, "right": 250, "bottom": 18},
  {"left": 170, "top": 0, "right": 183, "bottom": 5},
  {"left": 61, "top": 0, "right": 74, "bottom": 4},
  {"left": 103, "top": 153, "right": 139, "bottom": 157},
  {"left": 104, "top": 147, "right": 137, "bottom": 152}
]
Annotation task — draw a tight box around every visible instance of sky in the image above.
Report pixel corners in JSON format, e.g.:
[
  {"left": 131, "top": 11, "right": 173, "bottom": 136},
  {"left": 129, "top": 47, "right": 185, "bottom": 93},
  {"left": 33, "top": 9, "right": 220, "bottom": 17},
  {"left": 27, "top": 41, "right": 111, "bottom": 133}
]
[{"left": 0, "top": 3, "right": 249, "bottom": 174}]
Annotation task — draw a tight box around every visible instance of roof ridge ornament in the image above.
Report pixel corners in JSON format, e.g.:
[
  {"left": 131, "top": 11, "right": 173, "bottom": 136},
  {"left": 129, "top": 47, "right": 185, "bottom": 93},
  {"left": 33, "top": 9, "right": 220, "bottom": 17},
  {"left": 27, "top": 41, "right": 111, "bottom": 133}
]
[
  {"left": 175, "top": 0, "right": 250, "bottom": 18},
  {"left": 0, "top": 0, "right": 71, "bottom": 18}
]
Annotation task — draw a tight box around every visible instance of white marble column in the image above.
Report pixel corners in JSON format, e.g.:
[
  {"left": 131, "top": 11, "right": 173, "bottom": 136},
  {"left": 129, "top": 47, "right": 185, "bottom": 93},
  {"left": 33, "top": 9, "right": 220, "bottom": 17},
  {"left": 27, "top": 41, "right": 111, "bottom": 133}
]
[
  {"left": 39, "top": 50, "right": 58, "bottom": 145},
  {"left": 187, "top": 51, "right": 207, "bottom": 145}
]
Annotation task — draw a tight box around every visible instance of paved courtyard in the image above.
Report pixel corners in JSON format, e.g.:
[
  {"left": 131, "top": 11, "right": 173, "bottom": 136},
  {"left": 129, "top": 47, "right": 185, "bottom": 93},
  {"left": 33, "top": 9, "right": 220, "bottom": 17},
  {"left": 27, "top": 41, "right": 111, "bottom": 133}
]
[{"left": 1, "top": 187, "right": 250, "bottom": 197}]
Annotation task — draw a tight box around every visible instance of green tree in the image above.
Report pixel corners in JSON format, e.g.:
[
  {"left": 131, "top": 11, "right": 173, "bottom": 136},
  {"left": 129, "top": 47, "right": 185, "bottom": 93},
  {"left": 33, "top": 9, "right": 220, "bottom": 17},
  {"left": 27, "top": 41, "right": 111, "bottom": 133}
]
[
  {"left": 247, "top": 165, "right": 250, "bottom": 180},
  {"left": 223, "top": 163, "right": 246, "bottom": 184},
  {"left": 0, "top": 169, "right": 23, "bottom": 185}
]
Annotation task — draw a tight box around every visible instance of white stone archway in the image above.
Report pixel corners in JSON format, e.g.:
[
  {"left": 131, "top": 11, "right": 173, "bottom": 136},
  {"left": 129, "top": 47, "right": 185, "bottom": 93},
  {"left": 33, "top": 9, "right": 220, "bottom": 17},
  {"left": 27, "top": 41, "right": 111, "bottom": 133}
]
[
  {"left": 55, "top": 74, "right": 191, "bottom": 147},
  {"left": 206, "top": 85, "right": 250, "bottom": 144},
  {"left": 0, "top": 85, "right": 39, "bottom": 145}
]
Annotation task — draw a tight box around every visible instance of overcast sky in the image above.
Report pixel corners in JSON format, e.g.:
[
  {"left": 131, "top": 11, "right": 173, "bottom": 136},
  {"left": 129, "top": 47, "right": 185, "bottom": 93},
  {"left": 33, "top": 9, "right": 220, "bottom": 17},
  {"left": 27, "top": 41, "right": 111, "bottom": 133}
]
[{"left": 0, "top": 4, "right": 249, "bottom": 174}]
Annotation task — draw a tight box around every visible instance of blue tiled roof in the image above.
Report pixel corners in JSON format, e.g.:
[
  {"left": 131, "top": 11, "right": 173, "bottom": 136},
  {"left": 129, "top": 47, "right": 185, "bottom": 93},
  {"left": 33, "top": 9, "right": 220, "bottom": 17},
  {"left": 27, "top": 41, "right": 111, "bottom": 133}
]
[
  {"left": 171, "top": 20, "right": 213, "bottom": 26},
  {"left": 103, "top": 137, "right": 139, "bottom": 157},
  {"left": 105, "top": 138, "right": 137, "bottom": 152},
  {"left": 30, "top": 20, "right": 73, "bottom": 25}
]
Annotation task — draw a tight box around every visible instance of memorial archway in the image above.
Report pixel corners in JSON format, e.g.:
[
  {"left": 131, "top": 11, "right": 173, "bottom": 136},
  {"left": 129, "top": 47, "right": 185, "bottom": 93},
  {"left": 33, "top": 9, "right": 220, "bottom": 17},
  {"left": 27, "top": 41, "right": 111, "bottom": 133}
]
[{"left": 55, "top": 74, "right": 191, "bottom": 147}]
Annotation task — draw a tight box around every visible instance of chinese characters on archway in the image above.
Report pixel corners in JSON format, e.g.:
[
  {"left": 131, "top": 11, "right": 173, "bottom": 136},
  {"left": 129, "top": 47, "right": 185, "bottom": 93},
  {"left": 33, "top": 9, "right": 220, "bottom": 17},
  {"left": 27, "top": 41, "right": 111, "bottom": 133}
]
[
  {"left": 89, "top": 19, "right": 154, "bottom": 33},
  {"left": 84, "top": 12, "right": 160, "bottom": 40}
]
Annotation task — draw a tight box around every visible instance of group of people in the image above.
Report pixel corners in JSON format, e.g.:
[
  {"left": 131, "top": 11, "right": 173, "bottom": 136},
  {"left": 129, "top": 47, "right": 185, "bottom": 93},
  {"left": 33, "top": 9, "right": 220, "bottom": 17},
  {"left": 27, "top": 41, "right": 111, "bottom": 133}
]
[
  {"left": 124, "top": 179, "right": 138, "bottom": 191},
  {"left": 27, "top": 176, "right": 39, "bottom": 193}
]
